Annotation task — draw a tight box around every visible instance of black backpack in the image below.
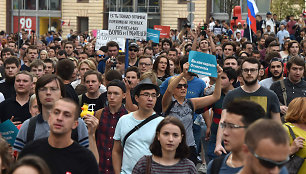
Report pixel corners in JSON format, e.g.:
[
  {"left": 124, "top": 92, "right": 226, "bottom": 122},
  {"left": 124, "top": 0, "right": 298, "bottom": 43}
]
[
  {"left": 163, "top": 99, "right": 194, "bottom": 116},
  {"left": 26, "top": 115, "right": 78, "bottom": 143}
]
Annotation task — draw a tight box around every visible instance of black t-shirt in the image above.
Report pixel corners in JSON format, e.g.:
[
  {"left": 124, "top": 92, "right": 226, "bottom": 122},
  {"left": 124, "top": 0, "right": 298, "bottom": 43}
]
[
  {"left": 0, "top": 97, "right": 31, "bottom": 123},
  {"left": 0, "top": 80, "right": 16, "bottom": 99},
  {"left": 65, "top": 84, "right": 79, "bottom": 104},
  {"left": 80, "top": 93, "right": 105, "bottom": 111},
  {"left": 19, "top": 138, "right": 99, "bottom": 174}
]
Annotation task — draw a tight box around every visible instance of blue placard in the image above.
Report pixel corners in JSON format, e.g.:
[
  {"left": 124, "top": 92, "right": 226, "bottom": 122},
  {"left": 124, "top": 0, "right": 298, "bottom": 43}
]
[
  {"left": 147, "top": 29, "right": 160, "bottom": 43},
  {"left": 0, "top": 120, "right": 19, "bottom": 146},
  {"left": 188, "top": 51, "right": 218, "bottom": 77}
]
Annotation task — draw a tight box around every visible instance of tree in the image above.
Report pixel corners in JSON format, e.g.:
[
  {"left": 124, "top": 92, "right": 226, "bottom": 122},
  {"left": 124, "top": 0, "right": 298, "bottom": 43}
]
[{"left": 271, "top": 0, "right": 305, "bottom": 19}]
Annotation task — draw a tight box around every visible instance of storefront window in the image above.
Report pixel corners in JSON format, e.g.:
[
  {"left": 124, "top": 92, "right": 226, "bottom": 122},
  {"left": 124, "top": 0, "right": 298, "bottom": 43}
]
[
  {"left": 13, "top": 0, "right": 24, "bottom": 10},
  {"left": 25, "top": 0, "right": 36, "bottom": 10}
]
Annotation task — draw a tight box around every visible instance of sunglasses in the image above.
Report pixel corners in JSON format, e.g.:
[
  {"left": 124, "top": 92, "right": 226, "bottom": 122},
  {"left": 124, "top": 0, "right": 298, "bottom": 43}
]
[
  {"left": 251, "top": 151, "right": 289, "bottom": 169},
  {"left": 176, "top": 84, "right": 188, "bottom": 89},
  {"left": 129, "top": 49, "right": 138, "bottom": 52},
  {"left": 96, "top": 54, "right": 104, "bottom": 58}
]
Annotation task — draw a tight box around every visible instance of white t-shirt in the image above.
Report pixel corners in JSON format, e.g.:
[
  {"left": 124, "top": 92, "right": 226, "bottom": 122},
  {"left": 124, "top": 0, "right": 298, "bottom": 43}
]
[{"left": 113, "top": 112, "right": 163, "bottom": 174}]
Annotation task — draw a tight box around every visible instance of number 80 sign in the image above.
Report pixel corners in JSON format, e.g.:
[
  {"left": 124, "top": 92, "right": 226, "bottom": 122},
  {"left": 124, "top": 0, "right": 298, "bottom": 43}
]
[{"left": 13, "top": 16, "right": 36, "bottom": 34}]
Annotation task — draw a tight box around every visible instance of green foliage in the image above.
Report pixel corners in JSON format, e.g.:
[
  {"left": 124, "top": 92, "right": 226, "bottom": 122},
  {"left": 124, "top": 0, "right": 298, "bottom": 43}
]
[{"left": 271, "top": 0, "right": 305, "bottom": 19}]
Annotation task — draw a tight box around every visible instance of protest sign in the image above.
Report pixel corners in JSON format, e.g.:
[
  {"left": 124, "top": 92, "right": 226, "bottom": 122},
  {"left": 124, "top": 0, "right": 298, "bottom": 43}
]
[
  {"left": 147, "top": 29, "right": 160, "bottom": 43},
  {"left": 95, "top": 30, "right": 126, "bottom": 51},
  {"left": 0, "top": 120, "right": 19, "bottom": 146},
  {"left": 108, "top": 12, "right": 147, "bottom": 40},
  {"left": 154, "top": 25, "right": 170, "bottom": 38},
  {"left": 188, "top": 51, "right": 218, "bottom": 77}
]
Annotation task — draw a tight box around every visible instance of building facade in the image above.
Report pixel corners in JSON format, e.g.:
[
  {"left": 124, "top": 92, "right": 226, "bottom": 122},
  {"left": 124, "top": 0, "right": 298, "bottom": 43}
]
[{"left": 0, "top": 0, "right": 208, "bottom": 37}]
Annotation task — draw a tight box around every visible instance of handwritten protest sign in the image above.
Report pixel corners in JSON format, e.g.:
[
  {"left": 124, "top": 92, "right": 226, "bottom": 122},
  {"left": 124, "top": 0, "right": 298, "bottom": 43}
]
[
  {"left": 0, "top": 120, "right": 19, "bottom": 146},
  {"left": 95, "top": 30, "right": 126, "bottom": 51},
  {"left": 188, "top": 51, "right": 218, "bottom": 77},
  {"left": 147, "top": 29, "right": 160, "bottom": 43},
  {"left": 108, "top": 12, "right": 147, "bottom": 40},
  {"left": 154, "top": 25, "right": 170, "bottom": 38}
]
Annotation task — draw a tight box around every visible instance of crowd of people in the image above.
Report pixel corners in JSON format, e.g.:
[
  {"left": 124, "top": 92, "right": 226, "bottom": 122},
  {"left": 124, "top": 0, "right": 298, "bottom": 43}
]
[{"left": 0, "top": 11, "right": 305, "bottom": 174}]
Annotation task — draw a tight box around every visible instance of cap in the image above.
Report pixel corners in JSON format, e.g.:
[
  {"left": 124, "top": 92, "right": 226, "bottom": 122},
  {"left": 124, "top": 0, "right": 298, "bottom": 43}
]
[
  {"left": 267, "top": 12, "right": 272, "bottom": 15},
  {"left": 129, "top": 42, "right": 139, "bottom": 49},
  {"left": 133, "top": 78, "right": 160, "bottom": 96},
  {"left": 107, "top": 79, "right": 126, "bottom": 93},
  {"left": 237, "top": 22, "right": 241, "bottom": 25}
]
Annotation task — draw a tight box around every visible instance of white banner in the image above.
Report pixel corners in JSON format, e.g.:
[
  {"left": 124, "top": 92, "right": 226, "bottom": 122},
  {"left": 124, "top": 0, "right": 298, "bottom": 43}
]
[
  {"left": 95, "top": 30, "right": 126, "bottom": 51},
  {"left": 108, "top": 12, "right": 147, "bottom": 40}
]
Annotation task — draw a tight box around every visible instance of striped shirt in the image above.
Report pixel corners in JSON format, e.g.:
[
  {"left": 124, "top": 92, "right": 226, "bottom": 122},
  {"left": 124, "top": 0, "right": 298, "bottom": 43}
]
[{"left": 132, "top": 156, "right": 197, "bottom": 174}]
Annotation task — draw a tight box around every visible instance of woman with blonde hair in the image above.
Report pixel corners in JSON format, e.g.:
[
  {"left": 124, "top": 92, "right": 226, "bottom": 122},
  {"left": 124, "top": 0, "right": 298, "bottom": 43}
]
[
  {"left": 162, "top": 62, "right": 222, "bottom": 164},
  {"left": 284, "top": 97, "right": 306, "bottom": 174},
  {"left": 39, "top": 50, "right": 48, "bottom": 60}
]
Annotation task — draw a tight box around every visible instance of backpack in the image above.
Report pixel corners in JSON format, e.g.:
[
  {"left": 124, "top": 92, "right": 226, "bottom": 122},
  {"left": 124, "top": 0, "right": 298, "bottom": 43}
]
[
  {"left": 26, "top": 115, "right": 78, "bottom": 143},
  {"left": 163, "top": 99, "right": 194, "bottom": 117},
  {"left": 210, "top": 155, "right": 226, "bottom": 174}
]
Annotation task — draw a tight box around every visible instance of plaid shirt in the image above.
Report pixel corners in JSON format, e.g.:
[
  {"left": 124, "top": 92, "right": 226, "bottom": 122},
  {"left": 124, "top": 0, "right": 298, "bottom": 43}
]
[{"left": 96, "top": 105, "right": 128, "bottom": 174}]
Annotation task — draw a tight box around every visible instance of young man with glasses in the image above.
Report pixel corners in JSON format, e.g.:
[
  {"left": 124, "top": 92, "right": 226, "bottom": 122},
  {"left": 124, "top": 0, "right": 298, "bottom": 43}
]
[
  {"left": 137, "top": 55, "right": 153, "bottom": 75},
  {"left": 13, "top": 74, "right": 91, "bottom": 154},
  {"left": 239, "top": 119, "right": 290, "bottom": 174},
  {"left": 207, "top": 100, "right": 265, "bottom": 173},
  {"left": 112, "top": 78, "right": 163, "bottom": 174},
  {"left": 215, "top": 58, "right": 281, "bottom": 156}
]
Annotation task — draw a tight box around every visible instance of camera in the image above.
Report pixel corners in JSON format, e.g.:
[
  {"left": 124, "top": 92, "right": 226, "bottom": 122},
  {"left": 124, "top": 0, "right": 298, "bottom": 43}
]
[
  {"left": 184, "top": 23, "right": 191, "bottom": 28},
  {"left": 110, "top": 57, "right": 117, "bottom": 67}
]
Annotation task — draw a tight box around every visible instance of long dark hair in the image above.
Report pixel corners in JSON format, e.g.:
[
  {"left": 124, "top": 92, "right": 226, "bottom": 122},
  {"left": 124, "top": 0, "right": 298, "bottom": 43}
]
[
  {"left": 150, "top": 116, "right": 189, "bottom": 159},
  {"left": 152, "top": 56, "right": 170, "bottom": 76}
]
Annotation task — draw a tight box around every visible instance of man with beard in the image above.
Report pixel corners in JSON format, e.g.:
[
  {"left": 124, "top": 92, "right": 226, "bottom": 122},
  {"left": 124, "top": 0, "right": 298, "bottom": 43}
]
[
  {"left": 259, "top": 58, "right": 284, "bottom": 89},
  {"left": 214, "top": 58, "right": 281, "bottom": 156},
  {"left": 0, "top": 57, "right": 20, "bottom": 99},
  {"left": 270, "top": 56, "right": 306, "bottom": 115}
]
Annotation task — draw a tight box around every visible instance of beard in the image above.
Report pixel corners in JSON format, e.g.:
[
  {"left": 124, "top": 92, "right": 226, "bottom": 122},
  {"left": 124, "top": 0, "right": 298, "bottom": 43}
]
[
  {"left": 272, "top": 70, "right": 283, "bottom": 79},
  {"left": 243, "top": 75, "right": 258, "bottom": 86}
]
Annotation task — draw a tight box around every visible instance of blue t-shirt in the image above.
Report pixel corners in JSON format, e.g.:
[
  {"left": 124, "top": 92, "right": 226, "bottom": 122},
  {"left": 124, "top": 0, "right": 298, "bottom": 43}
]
[{"left": 207, "top": 153, "right": 289, "bottom": 174}]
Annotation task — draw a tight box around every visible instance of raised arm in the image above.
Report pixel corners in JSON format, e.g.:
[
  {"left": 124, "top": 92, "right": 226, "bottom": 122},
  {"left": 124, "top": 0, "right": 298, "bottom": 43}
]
[
  {"left": 162, "top": 63, "right": 189, "bottom": 112},
  {"left": 123, "top": 78, "right": 138, "bottom": 112},
  {"left": 191, "top": 65, "right": 222, "bottom": 110}
]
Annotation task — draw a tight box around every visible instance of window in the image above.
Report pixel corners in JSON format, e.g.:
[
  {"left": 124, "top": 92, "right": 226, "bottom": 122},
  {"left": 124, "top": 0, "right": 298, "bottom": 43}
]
[
  {"left": 77, "top": 0, "right": 89, "bottom": 3},
  {"left": 178, "top": 0, "right": 188, "bottom": 4},
  {"left": 77, "top": 17, "right": 88, "bottom": 33},
  {"left": 212, "top": 0, "right": 270, "bottom": 14}
]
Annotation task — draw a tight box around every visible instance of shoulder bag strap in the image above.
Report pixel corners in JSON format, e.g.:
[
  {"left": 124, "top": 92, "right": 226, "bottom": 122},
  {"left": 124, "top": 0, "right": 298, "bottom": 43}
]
[
  {"left": 123, "top": 114, "right": 158, "bottom": 147},
  {"left": 26, "top": 116, "right": 39, "bottom": 143},
  {"left": 285, "top": 124, "right": 296, "bottom": 140},
  {"left": 211, "top": 155, "right": 226, "bottom": 174},
  {"left": 280, "top": 80, "right": 288, "bottom": 106}
]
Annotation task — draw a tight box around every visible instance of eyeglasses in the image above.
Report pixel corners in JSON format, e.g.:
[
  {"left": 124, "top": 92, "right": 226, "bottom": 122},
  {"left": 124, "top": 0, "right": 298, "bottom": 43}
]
[
  {"left": 38, "top": 87, "right": 60, "bottom": 93},
  {"left": 176, "top": 84, "right": 188, "bottom": 89},
  {"left": 129, "top": 49, "right": 138, "bottom": 52},
  {"left": 251, "top": 150, "right": 289, "bottom": 169},
  {"left": 242, "top": 68, "right": 258, "bottom": 73},
  {"left": 139, "top": 62, "right": 152, "bottom": 67},
  {"left": 220, "top": 122, "right": 247, "bottom": 129},
  {"left": 139, "top": 92, "right": 159, "bottom": 98}
]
